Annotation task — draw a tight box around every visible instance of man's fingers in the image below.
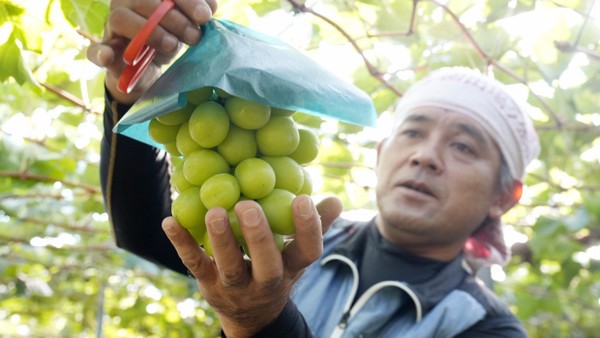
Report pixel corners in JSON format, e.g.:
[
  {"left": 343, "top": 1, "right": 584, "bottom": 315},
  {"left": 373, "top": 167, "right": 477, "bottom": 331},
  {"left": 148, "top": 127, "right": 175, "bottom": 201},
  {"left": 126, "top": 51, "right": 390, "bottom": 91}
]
[
  {"left": 121, "top": 0, "right": 212, "bottom": 47},
  {"left": 316, "top": 196, "right": 344, "bottom": 234},
  {"left": 282, "top": 195, "right": 324, "bottom": 273},
  {"left": 174, "top": 0, "right": 216, "bottom": 24},
  {"left": 282, "top": 195, "right": 343, "bottom": 274},
  {"left": 205, "top": 0, "right": 219, "bottom": 17},
  {"left": 162, "top": 217, "right": 215, "bottom": 282},
  {"left": 235, "top": 201, "right": 284, "bottom": 287},
  {"left": 87, "top": 43, "right": 114, "bottom": 68},
  {"left": 127, "top": 0, "right": 205, "bottom": 45},
  {"left": 204, "top": 207, "right": 248, "bottom": 288},
  {"left": 108, "top": 6, "right": 180, "bottom": 54}
]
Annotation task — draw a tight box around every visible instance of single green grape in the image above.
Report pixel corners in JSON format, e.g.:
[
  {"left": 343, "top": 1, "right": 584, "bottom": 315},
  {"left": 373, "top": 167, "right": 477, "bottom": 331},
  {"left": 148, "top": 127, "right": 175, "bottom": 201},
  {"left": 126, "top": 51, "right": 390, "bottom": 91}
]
[
  {"left": 176, "top": 121, "right": 204, "bottom": 156},
  {"left": 187, "top": 87, "right": 214, "bottom": 105},
  {"left": 157, "top": 104, "right": 194, "bottom": 125},
  {"left": 148, "top": 118, "right": 180, "bottom": 144},
  {"left": 217, "top": 124, "right": 257, "bottom": 165},
  {"left": 171, "top": 187, "right": 208, "bottom": 241},
  {"left": 289, "top": 128, "right": 319, "bottom": 165},
  {"left": 202, "top": 231, "right": 214, "bottom": 257},
  {"left": 171, "top": 160, "right": 194, "bottom": 193},
  {"left": 164, "top": 141, "right": 182, "bottom": 157},
  {"left": 225, "top": 96, "right": 271, "bottom": 130},
  {"left": 187, "top": 226, "right": 206, "bottom": 245},
  {"left": 256, "top": 116, "right": 299, "bottom": 156},
  {"left": 215, "top": 87, "right": 232, "bottom": 99},
  {"left": 297, "top": 167, "right": 313, "bottom": 195},
  {"left": 260, "top": 156, "right": 304, "bottom": 194},
  {"left": 183, "top": 149, "right": 230, "bottom": 186},
  {"left": 234, "top": 158, "right": 276, "bottom": 199},
  {"left": 271, "top": 107, "right": 296, "bottom": 117},
  {"left": 258, "top": 189, "right": 296, "bottom": 235},
  {"left": 189, "top": 101, "right": 230, "bottom": 148},
  {"left": 200, "top": 173, "right": 240, "bottom": 210}
]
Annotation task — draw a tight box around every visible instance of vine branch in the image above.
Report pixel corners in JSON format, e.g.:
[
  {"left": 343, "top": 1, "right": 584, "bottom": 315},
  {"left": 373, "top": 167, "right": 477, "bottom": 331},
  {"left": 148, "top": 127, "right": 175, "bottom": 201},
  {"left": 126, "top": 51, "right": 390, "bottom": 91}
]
[
  {"left": 288, "top": 0, "right": 570, "bottom": 129},
  {"left": 287, "top": 0, "right": 407, "bottom": 96},
  {"left": 425, "top": 0, "right": 563, "bottom": 128},
  {"left": 41, "top": 82, "right": 88, "bottom": 110},
  {"left": 17, "top": 217, "right": 107, "bottom": 235},
  {"left": 0, "top": 171, "right": 101, "bottom": 194},
  {"left": 527, "top": 172, "right": 600, "bottom": 192}
]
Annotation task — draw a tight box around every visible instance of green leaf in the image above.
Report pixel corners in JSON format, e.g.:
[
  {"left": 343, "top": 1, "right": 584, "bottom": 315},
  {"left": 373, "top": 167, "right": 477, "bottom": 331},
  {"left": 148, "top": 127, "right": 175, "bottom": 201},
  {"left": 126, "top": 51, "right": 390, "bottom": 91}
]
[
  {"left": 320, "top": 141, "right": 353, "bottom": 178},
  {"left": 373, "top": 0, "right": 414, "bottom": 32},
  {"left": 58, "top": 111, "right": 85, "bottom": 127},
  {"left": 351, "top": 65, "right": 381, "bottom": 94},
  {"left": 249, "top": 0, "right": 280, "bottom": 16},
  {"left": 562, "top": 208, "right": 590, "bottom": 232},
  {"left": 372, "top": 88, "right": 398, "bottom": 115},
  {"left": 338, "top": 121, "right": 364, "bottom": 134},
  {"left": 293, "top": 112, "right": 324, "bottom": 129},
  {"left": 0, "top": 1, "right": 44, "bottom": 53},
  {"left": 514, "top": 288, "right": 562, "bottom": 319},
  {"left": 0, "top": 1, "right": 25, "bottom": 24},
  {"left": 59, "top": 0, "right": 109, "bottom": 37},
  {"left": 82, "top": 196, "right": 104, "bottom": 213},
  {"left": 532, "top": 216, "right": 562, "bottom": 236},
  {"left": 0, "top": 30, "right": 39, "bottom": 87},
  {"left": 582, "top": 191, "right": 600, "bottom": 223},
  {"left": 1, "top": 264, "right": 18, "bottom": 278},
  {"left": 573, "top": 89, "right": 598, "bottom": 113}
]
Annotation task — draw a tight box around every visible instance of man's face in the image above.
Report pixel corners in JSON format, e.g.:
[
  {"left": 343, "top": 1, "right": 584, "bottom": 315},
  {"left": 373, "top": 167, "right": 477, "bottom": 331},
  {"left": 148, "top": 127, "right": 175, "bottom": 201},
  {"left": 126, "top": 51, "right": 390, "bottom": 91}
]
[{"left": 375, "top": 107, "right": 505, "bottom": 254}]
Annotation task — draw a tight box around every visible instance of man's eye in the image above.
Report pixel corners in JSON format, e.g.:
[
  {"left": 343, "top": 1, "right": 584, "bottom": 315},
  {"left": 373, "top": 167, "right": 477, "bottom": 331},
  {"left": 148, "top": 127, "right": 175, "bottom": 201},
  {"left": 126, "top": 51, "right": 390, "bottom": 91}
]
[
  {"left": 402, "top": 129, "right": 421, "bottom": 138},
  {"left": 454, "top": 142, "right": 475, "bottom": 155}
]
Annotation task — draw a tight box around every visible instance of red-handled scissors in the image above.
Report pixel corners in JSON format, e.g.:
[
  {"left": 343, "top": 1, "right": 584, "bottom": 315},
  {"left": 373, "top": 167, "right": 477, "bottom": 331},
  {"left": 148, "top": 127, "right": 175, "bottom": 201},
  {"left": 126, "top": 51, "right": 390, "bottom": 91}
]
[{"left": 117, "top": 0, "right": 175, "bottom": 93}]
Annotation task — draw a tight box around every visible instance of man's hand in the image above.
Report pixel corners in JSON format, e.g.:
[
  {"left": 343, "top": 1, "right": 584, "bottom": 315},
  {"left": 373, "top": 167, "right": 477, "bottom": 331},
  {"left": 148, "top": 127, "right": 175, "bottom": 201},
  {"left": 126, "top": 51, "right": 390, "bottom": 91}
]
[
  {"left": 87, "top": 0, "right": 218, "bottom": 104},
  {"left": 162, "top": 194, "right": 343, "bottom": 337}
]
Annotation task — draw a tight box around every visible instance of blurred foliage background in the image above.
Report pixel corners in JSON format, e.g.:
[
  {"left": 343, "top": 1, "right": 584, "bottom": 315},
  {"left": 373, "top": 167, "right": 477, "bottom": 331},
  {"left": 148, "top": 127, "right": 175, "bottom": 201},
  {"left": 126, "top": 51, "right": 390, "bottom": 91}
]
[{"left": 1, "top": 0, "right": 599, "bottom": 337}]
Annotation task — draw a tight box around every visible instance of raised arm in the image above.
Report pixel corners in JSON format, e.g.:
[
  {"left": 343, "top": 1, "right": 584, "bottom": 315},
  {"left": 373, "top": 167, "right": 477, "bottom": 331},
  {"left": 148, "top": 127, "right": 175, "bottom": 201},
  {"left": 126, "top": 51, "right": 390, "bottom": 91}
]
[{"left": 89, "top": 0, "right": 217, "bottom": 274}]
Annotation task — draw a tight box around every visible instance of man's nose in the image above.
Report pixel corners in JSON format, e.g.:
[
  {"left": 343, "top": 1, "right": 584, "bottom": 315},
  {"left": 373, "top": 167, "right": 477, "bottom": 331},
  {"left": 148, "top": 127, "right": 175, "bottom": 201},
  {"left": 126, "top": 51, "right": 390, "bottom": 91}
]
[{"left": 409, "top": 141, "right": 444, "bottom": 175}]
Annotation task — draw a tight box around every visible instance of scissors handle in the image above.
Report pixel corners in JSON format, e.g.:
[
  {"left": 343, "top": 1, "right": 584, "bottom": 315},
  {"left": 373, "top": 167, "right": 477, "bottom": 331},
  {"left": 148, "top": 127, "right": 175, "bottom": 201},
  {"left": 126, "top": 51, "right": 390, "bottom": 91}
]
[
  {"left": 117, "top": 47, "right": 158, "bottom": 94},
  {"left": 117, "top": 0, "right": 175, "bottom": 93},
  {"left": 123, "top": 0, "right": 175, "bottom": 65}
]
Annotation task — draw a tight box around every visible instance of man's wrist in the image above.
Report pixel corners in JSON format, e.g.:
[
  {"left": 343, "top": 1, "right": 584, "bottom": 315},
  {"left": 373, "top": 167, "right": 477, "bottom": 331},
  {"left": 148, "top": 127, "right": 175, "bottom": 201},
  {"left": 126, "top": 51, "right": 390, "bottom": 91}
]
[{"left": 219, "top": 300, "right": 311, "bottom": 338}]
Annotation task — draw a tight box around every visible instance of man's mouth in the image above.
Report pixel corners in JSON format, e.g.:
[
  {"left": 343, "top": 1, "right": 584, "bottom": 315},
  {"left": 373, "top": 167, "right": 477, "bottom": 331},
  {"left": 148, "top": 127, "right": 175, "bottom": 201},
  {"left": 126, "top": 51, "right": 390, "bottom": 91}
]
[{"left": 400, "top": 180, "right": 435, "bottom": 198}]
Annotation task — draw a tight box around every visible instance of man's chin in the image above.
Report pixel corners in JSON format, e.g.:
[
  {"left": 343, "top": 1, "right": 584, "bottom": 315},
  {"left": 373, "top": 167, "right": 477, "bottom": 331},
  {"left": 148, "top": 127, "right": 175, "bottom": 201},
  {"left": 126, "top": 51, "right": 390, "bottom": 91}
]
[{"left": 380, "top": 210, "right": 437, "bottom": 233}]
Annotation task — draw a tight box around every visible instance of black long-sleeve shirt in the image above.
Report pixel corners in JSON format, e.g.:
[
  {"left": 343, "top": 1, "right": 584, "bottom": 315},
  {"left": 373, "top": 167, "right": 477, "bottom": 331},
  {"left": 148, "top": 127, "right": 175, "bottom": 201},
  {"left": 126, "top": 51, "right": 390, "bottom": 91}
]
[{"left": 101, "top": 92, "right": 188, "bottom": 275}]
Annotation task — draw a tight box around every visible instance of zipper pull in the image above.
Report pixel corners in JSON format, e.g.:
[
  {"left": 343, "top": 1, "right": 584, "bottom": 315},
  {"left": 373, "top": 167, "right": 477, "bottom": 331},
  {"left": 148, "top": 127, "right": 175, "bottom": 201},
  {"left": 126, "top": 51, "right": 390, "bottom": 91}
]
[
  {"left": 330, "top": 311, "right": 351, "bottom": 338},
  {"left": 338, "top": 311, "right": 350, "bottom": 329}
]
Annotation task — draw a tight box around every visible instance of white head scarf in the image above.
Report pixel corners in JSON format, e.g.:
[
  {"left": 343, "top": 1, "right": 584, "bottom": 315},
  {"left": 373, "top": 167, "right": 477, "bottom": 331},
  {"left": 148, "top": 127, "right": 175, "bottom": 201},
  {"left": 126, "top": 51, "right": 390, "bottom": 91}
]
[{"left": 393, "top": 67, "right": 541, "bottom": 271}]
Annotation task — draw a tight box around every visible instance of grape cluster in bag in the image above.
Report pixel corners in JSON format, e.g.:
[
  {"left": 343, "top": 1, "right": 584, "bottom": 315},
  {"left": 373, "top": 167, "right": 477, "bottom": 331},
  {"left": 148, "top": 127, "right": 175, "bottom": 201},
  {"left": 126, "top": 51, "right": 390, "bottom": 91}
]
[{"left": 148, "top": 87, "right": 319, "bottom": 256}]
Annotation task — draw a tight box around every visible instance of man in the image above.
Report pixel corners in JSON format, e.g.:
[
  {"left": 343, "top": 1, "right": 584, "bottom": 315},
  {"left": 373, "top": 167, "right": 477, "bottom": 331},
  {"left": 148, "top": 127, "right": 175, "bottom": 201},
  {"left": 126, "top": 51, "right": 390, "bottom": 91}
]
[
  {"left": 290, "top": 68, "right": 539, "bottom": 337},
  {"left": 89, "top": 1, "right": 538, "bottom": 336}
]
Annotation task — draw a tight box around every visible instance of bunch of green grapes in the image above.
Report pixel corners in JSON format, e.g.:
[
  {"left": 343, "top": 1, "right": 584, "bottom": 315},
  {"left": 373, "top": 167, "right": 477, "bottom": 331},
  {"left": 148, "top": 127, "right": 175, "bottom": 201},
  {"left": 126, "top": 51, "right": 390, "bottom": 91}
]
[{"left": 148, "top": 87, "right": 319, "bottom": 257}]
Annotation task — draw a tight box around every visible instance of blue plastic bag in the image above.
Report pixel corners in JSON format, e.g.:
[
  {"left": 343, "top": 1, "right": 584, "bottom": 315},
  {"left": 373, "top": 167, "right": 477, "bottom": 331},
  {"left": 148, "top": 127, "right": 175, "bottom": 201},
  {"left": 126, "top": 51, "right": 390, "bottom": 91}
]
[{"left": 114, "top": 19, "right": 377, "bottom": 148}]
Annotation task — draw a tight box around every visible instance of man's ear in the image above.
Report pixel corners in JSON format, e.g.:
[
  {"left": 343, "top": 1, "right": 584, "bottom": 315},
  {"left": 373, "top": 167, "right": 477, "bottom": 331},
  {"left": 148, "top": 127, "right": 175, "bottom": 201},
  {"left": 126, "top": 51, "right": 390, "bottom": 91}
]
[{"left": 488, "top": 180, "right": 522, "bottom": 219}]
